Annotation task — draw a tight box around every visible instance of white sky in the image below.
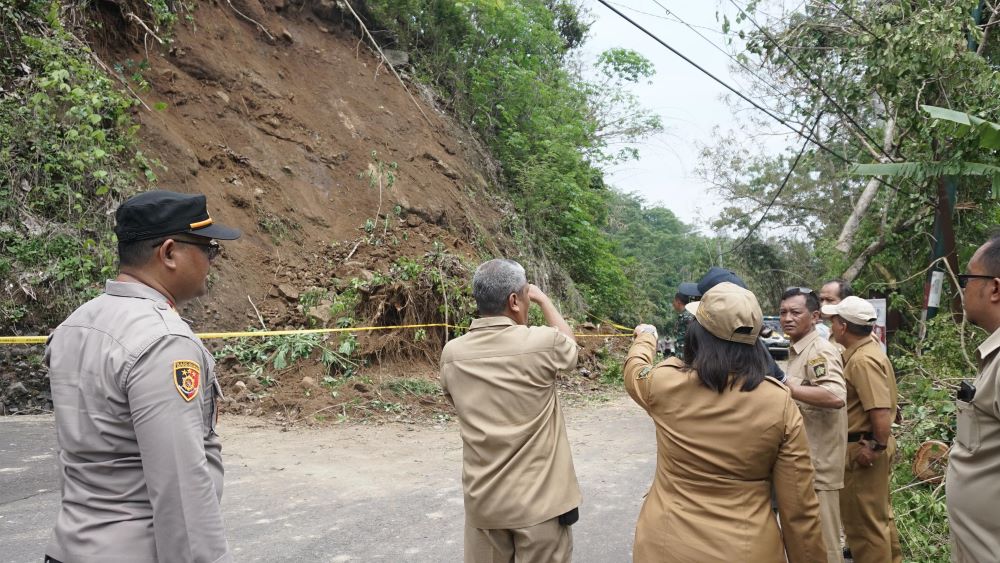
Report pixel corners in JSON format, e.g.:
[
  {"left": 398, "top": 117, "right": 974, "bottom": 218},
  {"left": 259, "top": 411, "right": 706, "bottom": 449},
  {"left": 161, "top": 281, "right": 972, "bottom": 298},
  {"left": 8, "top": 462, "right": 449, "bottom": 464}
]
[{"left": 579, "top": 0, "right": 796, "bottom": 230}]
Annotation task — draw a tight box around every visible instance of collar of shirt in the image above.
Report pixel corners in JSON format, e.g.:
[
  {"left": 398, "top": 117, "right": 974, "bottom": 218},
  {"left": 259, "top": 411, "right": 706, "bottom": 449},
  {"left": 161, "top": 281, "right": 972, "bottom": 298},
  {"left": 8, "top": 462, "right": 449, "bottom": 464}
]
[
  {"left": 790, "top": 328, "right": 819, "bottom": 355},
  {"left": 842, "top": 335, "right": 874, "bottom": 363},
  {"left": 977, "top": 325, "right": 1000, "bottom": 365},
  {"left": 105, "top": 280, "right": 172, "bottom": 307},
  {"left": 469, "top": 316, "right": 518, "bottom": 331}
]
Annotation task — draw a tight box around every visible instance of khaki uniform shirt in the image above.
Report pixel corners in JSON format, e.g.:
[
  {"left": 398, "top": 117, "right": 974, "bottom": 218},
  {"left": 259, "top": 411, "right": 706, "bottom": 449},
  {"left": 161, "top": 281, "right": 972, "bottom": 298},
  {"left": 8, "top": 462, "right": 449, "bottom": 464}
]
[
  {"left": 787, "top": 330, "right": 848, "bottom": 490},
  {"left": 843, "top": 337, "right": 898, "bottom": 434},
  {"left": 946, "top": 326, "right": 1000, "bottom": 562},
  {"left": 440, "top": 316, "right": 581, "bottom": 529},
  {"left": 44, "top": 281, "right": 229, "bottom": 563},
  {"left": 623, "top": 333, "right": 825, "bottom": 562}
]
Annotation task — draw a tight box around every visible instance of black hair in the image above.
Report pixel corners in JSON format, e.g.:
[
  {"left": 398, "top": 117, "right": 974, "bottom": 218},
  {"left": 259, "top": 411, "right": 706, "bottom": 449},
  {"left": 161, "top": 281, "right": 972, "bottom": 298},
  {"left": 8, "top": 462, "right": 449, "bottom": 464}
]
[
  {"left": 780, "top": 288, "right": 820, "bottom": 313},
  {"left": 844, "top": 320, "right": 874, "bottom": 337},
  {"left": 978, "top": 232, "right": 1000, "bottom": 274},
  {"left": 682, "top": 320, "right": 768, "bottom": 393},
  {"left": 118, "top": 236, "right": 168, "bottom": 268},
  {"left": 673, "top": 292, "right": 692, "bottom": 305},
  {"left": 825, "top": 279, "right": 853, "bottom": 300}
]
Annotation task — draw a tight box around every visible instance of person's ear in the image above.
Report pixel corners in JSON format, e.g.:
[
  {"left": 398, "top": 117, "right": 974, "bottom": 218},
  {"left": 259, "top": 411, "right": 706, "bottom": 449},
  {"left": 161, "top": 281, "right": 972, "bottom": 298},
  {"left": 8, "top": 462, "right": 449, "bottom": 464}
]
[
  {"left": 158, "top": 239, "right": 180, "bottom": 272},
  {"left": 990, "top": 278, "right": 1000, "bottom": 303},
  {"left": 508, "top": 291, "right": 521, "bottom": 313}
]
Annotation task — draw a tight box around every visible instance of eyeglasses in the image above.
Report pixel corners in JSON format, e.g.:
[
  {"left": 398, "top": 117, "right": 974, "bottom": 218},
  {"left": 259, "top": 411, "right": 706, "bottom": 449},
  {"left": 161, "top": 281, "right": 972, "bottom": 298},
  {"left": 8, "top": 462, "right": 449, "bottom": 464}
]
[
  {"left": 785, "top": 286, "right": 814, "bottom": 294},
  {"left": 957, "top": 274, "right": 998, "bottom": 288},
  {"left": 152, "top": 239, "right": 222, "bottom": 261}
]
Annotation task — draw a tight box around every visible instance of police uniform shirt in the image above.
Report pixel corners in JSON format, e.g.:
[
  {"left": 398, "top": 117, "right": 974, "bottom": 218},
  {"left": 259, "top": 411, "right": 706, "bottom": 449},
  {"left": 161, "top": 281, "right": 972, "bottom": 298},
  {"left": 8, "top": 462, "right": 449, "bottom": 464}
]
[
  {"left": 947, "top": 326, "right": 1000, "bottom": 562},
  {"left": 623, "top": 333, "right": 825, "bottom": 562},
  {"left": 440, "top": 316, "right": 581, "bottom": 530},
  {"left": 787, "top": 329, "right": 848, "bottom": 490},
  {"left": 44, "top": 281, "right": 229, "bottom": 563},
  {"left": 843, "top": 337, "right": 898, "bottom": 434}
]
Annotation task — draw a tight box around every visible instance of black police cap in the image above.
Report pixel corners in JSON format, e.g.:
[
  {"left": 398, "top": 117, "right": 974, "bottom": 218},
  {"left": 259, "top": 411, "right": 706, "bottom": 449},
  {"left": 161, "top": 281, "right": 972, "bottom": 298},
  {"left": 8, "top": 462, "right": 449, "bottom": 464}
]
[
  {"left": 115, "top": 190, "right": 241, "bottom": 242},
  {"left": 696, "top": 266, "right": 747, "bottom": 295}
]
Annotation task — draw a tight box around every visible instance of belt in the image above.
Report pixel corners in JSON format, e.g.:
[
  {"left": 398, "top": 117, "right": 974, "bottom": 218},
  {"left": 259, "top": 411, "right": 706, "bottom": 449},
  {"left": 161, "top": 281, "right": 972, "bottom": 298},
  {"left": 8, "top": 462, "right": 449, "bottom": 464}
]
[{"left": 847, "top": 432, "right": 875, "bottom": 442}]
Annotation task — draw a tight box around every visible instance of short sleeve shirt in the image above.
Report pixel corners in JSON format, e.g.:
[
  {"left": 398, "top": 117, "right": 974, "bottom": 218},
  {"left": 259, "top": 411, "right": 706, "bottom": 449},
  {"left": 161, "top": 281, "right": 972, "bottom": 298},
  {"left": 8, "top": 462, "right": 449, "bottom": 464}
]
[
  {"left": 440, "top": 316, "right": 581, "bottom": 529},
  {"left": 842, "top": 337, "right": 898, "bottom": 434},
  {"left": 946, "top": 327, "right": 1000, "bottom": 561},
  {"left": 787, "top": 330, "right": 847, "bottom": 489}
]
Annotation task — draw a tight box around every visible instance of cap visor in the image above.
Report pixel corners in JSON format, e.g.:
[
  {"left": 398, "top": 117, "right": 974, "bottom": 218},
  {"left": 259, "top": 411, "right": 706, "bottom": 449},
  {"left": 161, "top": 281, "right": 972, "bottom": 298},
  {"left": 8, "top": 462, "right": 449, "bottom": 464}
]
[
  {"left": 187, "top": 223, "right": 241, "bottom": 240},
  {"left": 820, "top": 304, "right": 838, "bottom": 316},
  {"left": 685, "top": 301, "right": 700, "bottom": 316},
  {"left": 679, "top": 282, "right": 701, "bottom": 297}
]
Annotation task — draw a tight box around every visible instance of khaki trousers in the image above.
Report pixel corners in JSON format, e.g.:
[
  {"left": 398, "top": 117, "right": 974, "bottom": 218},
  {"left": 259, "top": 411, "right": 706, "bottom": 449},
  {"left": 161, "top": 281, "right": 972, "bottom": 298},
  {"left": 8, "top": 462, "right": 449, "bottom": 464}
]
[
  {"left": 816, "top": 489, "right": 842, "bottom": 563},
  {"left": 840, "top": 442, "right": 902, "bottom": 563},
  {"left": 464, "top": 517, "right": 572, "bottom": 563}
]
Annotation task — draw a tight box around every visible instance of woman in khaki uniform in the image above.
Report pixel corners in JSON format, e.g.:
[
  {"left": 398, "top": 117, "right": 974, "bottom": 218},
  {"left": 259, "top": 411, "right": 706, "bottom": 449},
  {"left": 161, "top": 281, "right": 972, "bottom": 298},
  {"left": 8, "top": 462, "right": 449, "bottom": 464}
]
[{"left": 625, "top": 282, "right": 825, "bottom": 562}]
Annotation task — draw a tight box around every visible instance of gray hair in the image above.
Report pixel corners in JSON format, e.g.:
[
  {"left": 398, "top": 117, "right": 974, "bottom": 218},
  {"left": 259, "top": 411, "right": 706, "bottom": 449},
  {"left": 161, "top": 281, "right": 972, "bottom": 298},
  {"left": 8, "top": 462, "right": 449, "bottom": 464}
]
[{"left": 473, "top": 259, "right": 527, "bottom": 315}]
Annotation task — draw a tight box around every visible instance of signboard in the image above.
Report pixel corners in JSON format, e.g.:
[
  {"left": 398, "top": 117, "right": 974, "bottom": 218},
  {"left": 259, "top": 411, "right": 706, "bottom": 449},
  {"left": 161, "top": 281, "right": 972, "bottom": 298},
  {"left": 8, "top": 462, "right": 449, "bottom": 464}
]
[{"left": 868, "top": 298, "right": 887, "bottom": 352}]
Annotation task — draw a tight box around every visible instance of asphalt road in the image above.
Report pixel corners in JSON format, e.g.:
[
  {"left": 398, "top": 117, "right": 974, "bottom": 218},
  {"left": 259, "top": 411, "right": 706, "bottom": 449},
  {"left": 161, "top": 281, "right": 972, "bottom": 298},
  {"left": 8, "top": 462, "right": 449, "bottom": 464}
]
[{"left": 1, "top": 395, "right": 655, "bottom": 562}]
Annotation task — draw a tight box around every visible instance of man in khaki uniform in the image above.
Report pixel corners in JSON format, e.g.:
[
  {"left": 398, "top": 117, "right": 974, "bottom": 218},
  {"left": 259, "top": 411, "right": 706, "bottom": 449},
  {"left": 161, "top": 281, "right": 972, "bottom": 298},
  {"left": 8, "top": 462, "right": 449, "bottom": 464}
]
[
  {"left": 779, "top": 287, "right": 847, "bottom": 563},
  {"left": 823, "top": 296, "right": 902, "bottom": 563},
  {"left": 948, "top": 235, "right": 1000, "bottom": 562},
  {"left": 440, "top": 259, "right": 581, "bottom": 563},
  {"left": 44, "top": 191, "right": 241, "bottom": 563}
]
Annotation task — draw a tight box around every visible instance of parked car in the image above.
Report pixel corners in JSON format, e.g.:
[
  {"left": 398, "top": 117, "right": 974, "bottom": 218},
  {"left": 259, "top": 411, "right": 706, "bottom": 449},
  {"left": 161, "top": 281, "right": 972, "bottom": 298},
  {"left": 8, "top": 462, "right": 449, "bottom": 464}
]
[{"left": 761, "top": 316, "right": 790, "bottom": 360}]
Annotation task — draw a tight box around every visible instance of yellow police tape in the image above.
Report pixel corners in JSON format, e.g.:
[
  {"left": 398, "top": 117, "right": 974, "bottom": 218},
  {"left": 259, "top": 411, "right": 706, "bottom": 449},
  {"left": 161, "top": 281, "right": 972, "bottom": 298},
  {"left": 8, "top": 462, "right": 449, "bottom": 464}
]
[{"left": 0, "top": 323, "right": 632, "bottom": 345}]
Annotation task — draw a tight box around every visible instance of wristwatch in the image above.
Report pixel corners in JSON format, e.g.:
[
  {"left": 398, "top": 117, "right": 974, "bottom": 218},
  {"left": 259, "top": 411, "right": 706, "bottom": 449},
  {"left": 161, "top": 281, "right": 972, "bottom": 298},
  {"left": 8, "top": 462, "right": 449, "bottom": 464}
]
[{"left": 868, "top": 441, "right": 888, "bottom": 452}]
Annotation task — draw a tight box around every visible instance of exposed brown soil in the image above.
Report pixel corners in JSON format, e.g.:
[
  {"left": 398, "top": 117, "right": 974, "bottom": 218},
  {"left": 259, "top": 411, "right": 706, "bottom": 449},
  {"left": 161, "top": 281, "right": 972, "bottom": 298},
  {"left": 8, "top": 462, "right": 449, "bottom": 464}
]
[{"left": 44, "top": 0, "right": 631, "bottom": 422}]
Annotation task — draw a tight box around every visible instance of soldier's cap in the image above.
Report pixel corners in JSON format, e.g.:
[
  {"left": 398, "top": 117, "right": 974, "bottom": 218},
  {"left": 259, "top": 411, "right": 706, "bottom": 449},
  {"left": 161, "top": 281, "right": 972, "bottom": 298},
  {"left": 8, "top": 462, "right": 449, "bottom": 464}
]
[
  {"left": 115, "top": 190, "right": 241, "bottom": 243},
  {"left": 820, "top": 296, "right": 877, "bottom": 326},
  {"left": 685, "top": 282, "right": 762, "bottom": 345},
  {"left": 696, "top": 266, "right": 747, "bottom": 295},
  {"left": 678, "top": 282, "right": 701, "bottom": 298}
]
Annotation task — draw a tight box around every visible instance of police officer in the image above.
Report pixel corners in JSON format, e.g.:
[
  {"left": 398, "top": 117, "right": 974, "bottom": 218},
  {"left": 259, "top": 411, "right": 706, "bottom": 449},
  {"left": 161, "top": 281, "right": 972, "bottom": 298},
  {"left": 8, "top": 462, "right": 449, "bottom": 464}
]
[
  {"left": 780, "top": 287, "right": 847, "bottom": 563},
  {"left": 44, "top": 190, "right": 241, "bottom": 563},
  {"left": 822, "top": 296, "right": 902, "bottom": 563},
  {"left": 947, "top": 234, "right": 1000, "bottom": 562}
]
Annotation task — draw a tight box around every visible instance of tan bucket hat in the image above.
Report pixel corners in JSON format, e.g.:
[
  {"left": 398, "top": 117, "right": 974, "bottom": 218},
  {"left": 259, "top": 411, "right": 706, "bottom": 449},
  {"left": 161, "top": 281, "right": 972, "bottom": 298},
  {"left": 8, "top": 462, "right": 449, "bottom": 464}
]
[{"left": 685, "top": 282, "right": 762, "bottom": 345}]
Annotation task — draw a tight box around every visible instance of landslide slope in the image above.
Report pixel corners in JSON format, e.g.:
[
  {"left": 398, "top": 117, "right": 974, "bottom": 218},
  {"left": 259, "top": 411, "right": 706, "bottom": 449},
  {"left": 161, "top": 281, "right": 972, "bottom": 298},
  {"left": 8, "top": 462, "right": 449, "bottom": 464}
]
[{"left": 18, "top": 0, "right": 617, "bottom": 421}]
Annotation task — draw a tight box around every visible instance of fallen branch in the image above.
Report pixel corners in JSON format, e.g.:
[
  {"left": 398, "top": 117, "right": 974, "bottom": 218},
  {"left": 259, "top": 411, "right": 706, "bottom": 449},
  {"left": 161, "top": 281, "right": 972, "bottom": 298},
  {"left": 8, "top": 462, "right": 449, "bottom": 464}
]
[
  {"left": 341, "top": 0, "right": 434, "bottom": 128},
  {"left": 226, "top": 0, "right": 274, "bottom": 41}
]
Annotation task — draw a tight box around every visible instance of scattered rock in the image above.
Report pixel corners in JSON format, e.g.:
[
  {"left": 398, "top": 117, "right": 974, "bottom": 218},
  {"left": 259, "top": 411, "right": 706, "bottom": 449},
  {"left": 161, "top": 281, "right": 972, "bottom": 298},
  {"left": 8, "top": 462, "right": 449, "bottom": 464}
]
[
  {"left": 422, "top": 152, "right": 460, "bottom": 180},
  {"left": 353, "top": 382, "right": 370, "bottom": 393},
  {"left": 277, "top": 284, "right": 299, "bottom": 300},
  {"left": 234, "top": 380, "right": 248, "bottom": 391},
  {"left": 281, "top": 28, "right": 294, "bottom": 43},
  {"left": 581, "top": 322, "right": 597, "bottom": 330},
  {"left": 579, "top": 368, "right": 593, "bottom": 379},
  {"left": 382, "top": 49, "right": 409, "bottom": 67},
  {"left": 3, "top": 381, "right": 29, "bottom": 401},
  {"left": 268, "top": 285, "right": 281, "bottom": 298},
  {"left": 215, "top": 90, "right": 230, "bottom": 104},
  {"left": 300, "top": 376, "right": 317, "bottom": 388},
  {"left": 282, "top": 165, "right": 293, "bottom": 174}
]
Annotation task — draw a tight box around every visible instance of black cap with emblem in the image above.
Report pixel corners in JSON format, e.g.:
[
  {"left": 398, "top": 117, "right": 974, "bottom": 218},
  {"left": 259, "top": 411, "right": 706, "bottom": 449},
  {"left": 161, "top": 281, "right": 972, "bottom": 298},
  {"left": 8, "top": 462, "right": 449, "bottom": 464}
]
[{"left": 115, "top": 190, "right": 241, "bottom": 242}]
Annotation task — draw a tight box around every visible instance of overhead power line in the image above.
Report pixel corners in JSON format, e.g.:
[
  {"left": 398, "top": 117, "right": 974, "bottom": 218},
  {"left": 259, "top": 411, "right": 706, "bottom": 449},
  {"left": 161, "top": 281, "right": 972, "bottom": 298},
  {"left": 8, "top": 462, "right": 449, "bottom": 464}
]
[
  {"left": 593, "top": 0, "right": 854, "bottom": 168},
  {"left": 725, "top": 112, "right": 824, "bottom": 255},
  {"left": 728, "top": 0, "right": 899, "bottom": 163},
  {"left": 647, "top": 0, "right": 803, "bottom": 111},
  {"left": 594, "top": 0, "right": 903, "bottom": 196}
]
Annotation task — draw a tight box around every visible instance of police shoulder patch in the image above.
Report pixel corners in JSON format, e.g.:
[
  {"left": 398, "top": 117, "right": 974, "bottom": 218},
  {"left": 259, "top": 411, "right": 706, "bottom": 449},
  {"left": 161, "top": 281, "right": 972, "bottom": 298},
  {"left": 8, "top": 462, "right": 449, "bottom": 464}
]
[{"left": 173, "top": 360, "right": 201, "bottom": 401}]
